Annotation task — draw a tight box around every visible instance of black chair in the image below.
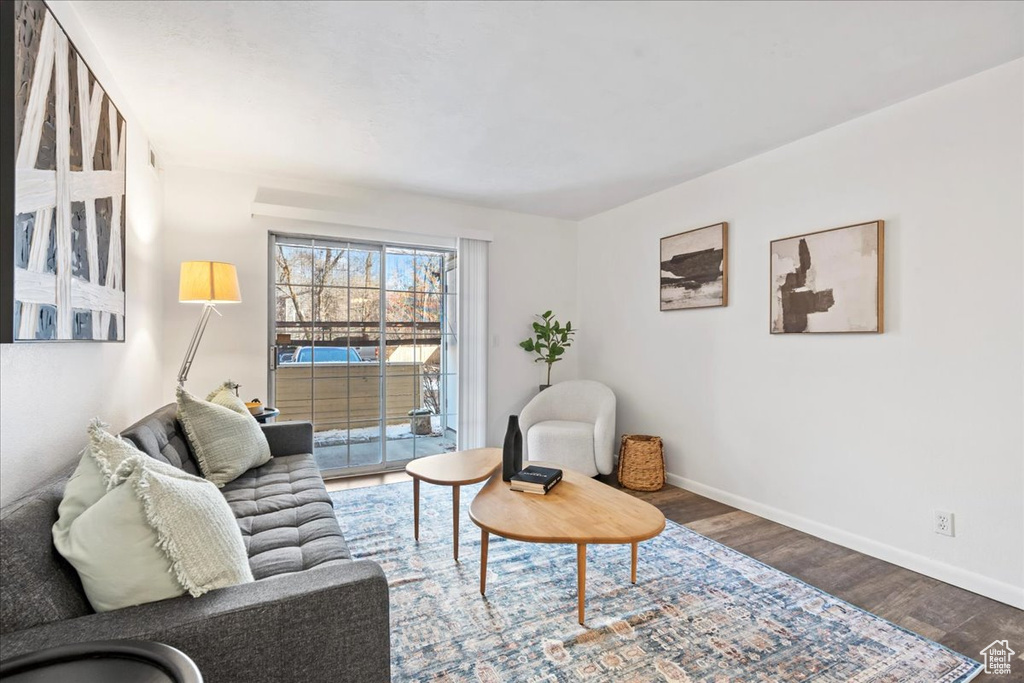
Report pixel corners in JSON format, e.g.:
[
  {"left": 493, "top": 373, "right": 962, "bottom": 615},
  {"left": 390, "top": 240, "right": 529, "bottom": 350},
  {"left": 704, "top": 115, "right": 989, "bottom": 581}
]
[{"left": 0, "top": 640, "right": 202, "bottom": 683}]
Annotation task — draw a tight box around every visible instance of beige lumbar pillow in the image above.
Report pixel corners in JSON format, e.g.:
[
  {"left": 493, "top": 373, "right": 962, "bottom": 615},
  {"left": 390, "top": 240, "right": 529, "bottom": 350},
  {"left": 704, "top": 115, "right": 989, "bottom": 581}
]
[
  {"left": 176, "top": 384, "right": 271, "bottom": 487},
  {"left": 206, "top": 380, "right": 249, "bottom": 415},
  {"left": 53, "top": 425, "right": 253, "bottom": 612}
]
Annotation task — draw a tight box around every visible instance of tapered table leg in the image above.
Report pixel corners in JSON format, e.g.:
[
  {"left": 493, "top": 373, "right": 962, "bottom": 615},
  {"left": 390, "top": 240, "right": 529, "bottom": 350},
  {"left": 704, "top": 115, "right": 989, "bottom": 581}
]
[
  {"left": 413, "top": 478, "right": 420, "bottom": 542},
  {"left": 577, "top": 544, "right": 587, "bottom": 624},
  {"left": 452, "top": 485, "right": 460, "bottom": 561},
  {"left": 480, "top": 529, "right": 489, "bottom": 595},
  {"left": 631, "top": 542, "right": 638, "bottom": 584}
]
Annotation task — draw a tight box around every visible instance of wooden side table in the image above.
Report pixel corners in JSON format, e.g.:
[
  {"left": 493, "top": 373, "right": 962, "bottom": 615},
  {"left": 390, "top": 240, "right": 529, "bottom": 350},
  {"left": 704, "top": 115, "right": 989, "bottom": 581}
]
[{"left": 405, "top": 448, "right": 501, "bottom": 561}]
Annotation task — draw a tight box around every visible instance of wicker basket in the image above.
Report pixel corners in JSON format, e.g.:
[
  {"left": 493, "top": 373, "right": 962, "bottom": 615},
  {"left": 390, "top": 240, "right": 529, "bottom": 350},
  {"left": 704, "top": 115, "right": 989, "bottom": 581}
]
[{"left": 617, "top": 434, "right": 665, "bottom": 492}]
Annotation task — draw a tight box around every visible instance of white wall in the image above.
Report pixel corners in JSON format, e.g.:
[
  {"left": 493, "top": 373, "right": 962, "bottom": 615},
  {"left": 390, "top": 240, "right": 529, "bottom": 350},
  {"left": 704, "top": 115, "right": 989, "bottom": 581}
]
[
  {"left": 159, "top": 167, "right": 578, "bottom": 448},
  {"left": 578, "top": 60, "right": 1024, "bottom": 607},
  {"left": 0, "top": 2, "right": 164, "bottom": 505}
]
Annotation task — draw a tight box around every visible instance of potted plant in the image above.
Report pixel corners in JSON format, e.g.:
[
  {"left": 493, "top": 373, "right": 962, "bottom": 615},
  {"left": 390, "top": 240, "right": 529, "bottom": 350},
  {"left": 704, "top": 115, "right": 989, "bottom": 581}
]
[{"left": 519, "top": 310, "right": 576, "bottom": 391}]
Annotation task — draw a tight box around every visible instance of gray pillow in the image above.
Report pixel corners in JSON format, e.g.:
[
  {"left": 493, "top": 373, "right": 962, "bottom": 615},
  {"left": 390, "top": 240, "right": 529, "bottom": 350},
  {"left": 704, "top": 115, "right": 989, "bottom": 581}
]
[
  {"left": 53, "top": 426, "right": 253, "bottom": 612},
  {"left": 176, "top": 385, "right": 271, "bottom": 487}
]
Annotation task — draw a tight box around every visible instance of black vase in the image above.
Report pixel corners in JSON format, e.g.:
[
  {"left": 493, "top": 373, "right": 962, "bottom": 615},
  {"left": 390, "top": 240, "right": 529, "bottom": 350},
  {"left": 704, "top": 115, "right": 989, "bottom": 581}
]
[{"left": 502, "top": 415, "right": 523, "bottom": 482}]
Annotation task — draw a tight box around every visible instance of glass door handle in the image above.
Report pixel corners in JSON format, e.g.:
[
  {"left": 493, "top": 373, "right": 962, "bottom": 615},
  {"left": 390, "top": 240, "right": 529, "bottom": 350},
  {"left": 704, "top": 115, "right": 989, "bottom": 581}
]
[{"left": 269, "top": 346, "right": 278, "bottom": 371}]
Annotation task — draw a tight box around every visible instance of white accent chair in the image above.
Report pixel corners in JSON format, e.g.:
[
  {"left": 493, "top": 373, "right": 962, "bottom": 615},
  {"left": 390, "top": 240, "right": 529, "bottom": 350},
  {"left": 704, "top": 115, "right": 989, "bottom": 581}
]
[{"left": 519, "top": 380, "right": 616, "bottom": 477}]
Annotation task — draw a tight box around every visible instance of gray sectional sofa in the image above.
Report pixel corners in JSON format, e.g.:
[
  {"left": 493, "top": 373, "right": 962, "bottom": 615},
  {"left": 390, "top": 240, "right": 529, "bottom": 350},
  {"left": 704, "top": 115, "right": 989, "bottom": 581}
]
[{"left": 0, "top": 404, "right": 391, "bottom": 682}]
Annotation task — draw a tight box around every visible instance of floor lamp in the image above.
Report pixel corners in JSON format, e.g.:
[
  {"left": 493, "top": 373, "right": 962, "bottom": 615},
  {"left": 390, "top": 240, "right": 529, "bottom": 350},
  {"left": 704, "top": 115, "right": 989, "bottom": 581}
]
[{"left": 177, "top": 261, "right": 241, "bottom": 386}]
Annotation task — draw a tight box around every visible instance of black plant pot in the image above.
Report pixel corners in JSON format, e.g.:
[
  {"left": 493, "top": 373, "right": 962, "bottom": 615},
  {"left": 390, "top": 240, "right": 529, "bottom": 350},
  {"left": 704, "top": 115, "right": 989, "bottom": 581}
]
[{"left": 502, "top": 415, "right": 523, "bottom": 482}]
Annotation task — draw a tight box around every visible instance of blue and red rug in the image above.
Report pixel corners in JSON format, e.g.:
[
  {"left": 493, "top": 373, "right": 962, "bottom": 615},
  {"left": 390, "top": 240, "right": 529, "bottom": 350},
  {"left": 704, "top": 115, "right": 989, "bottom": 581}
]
[{"left": 331, "top": 481, "right": 981, "bottom": 682}]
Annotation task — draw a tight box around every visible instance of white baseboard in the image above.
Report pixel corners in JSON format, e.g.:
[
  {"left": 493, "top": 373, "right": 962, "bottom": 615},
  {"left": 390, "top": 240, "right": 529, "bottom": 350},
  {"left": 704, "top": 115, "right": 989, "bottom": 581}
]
[{"left": 665, "top": 472, "right": 1024, "bottom": 610}]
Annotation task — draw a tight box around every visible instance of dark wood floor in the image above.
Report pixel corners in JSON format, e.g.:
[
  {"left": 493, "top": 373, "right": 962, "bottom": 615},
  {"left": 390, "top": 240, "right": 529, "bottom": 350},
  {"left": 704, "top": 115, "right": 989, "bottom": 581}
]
[
  {"left": 329, "top": 471, "right": 1024, "bottom": 680},
  {"left": 607, "top": 478, "right": 1024, "bottom": 681}
]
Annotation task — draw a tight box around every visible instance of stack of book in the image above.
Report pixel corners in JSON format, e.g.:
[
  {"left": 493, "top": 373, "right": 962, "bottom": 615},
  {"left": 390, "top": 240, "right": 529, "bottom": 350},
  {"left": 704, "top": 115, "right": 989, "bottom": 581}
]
[{"left": 509, "top": 465, "right": 563, "bottom": 495}]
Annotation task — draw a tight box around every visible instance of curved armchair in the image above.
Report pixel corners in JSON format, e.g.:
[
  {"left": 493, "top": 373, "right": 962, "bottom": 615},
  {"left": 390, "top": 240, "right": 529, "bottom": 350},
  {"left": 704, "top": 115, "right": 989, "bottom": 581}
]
[{"left": 519, "top": 380, "right": 616, "bottom": 476}]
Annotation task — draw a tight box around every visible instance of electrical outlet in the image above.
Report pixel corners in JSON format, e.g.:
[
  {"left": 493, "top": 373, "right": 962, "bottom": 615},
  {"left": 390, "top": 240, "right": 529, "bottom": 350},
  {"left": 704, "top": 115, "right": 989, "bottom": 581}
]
[{"left": 934, "top": 511, "right": 955, "bottom": 537}]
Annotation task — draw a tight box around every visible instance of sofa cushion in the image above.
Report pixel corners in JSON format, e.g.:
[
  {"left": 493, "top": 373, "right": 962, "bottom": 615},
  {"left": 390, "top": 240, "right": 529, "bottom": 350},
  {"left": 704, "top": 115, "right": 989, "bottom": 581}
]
[
  {"left": 121, "top": 404, "right": 200, "bottom": 476},
  {"left": 220, "top": 454, "right": 350, "bottom": 580},
  {"left": 0, "top": 478, "right": 92, "bottom": 635}
]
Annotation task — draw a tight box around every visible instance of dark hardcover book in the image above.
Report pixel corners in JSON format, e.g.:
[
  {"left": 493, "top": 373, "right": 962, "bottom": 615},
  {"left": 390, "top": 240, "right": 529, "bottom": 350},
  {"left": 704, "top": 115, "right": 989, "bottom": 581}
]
[
  {"left": 510, "top": 485, "right": 548, "bottom": 495},
  {"left": 510, "top": 475, "right": 561, "bottom": 491},
  {"left": 510, "top": 466, "right": 562, "bottom": 488},
  {"left": 510, "top": 479, "right": 561, "bottom": 494},
  {"left": 510, "top": 466, "right": 563, "bottom": 494}
]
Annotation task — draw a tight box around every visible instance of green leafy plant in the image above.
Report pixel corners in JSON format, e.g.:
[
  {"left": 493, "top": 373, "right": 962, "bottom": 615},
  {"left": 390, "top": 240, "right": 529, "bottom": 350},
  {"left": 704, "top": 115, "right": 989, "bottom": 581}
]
[{"left": 519, "top": 310, "right": 576, "bottom": 386}]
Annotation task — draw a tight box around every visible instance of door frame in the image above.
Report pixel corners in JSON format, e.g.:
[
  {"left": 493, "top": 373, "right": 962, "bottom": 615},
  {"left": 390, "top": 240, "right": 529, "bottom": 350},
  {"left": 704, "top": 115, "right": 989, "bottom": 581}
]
[{"left": 267, "top": 231, "right": 454, "bottom": 478}]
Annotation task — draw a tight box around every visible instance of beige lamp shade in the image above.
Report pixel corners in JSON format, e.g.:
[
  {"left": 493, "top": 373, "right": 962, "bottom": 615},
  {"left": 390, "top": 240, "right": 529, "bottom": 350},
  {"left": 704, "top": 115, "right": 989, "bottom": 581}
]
[{"left": 179, "top": 261, "right": 241, "bottom": 303}]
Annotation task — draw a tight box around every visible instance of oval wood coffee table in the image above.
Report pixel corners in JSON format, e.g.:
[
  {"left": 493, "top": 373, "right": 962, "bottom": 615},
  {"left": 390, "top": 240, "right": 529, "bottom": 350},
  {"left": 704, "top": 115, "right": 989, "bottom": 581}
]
[
  {"left": 470, "top": 464, "right": 665, "bottom": 624},
  {"left": 405, "top": 448, "right": 501, "bottom": 561}
]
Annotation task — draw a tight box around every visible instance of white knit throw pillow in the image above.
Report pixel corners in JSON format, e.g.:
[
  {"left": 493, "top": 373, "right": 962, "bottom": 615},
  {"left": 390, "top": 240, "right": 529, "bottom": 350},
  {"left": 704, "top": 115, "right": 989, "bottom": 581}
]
[
  {"left": 52, "top": 419, "right": 146, "bottom": 548},
  {"left": 53, "top": 426, "right": 253, "bottom": 612}
]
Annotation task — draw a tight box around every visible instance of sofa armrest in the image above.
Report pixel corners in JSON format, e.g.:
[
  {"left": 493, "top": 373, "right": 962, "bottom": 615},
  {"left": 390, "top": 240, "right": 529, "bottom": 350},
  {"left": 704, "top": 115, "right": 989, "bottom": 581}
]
[
  {"left": 0, "top": 560, "right": 390, "bottom": 683},
  {"left": 261, "top": 421, "right": 314, "bottom": 457}
]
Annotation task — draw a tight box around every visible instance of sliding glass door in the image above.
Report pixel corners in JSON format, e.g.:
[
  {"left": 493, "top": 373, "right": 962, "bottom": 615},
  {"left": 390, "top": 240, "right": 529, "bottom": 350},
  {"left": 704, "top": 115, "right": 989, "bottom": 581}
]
[{"left": 270, "top": 234, "right": 457, "bottom": 476}]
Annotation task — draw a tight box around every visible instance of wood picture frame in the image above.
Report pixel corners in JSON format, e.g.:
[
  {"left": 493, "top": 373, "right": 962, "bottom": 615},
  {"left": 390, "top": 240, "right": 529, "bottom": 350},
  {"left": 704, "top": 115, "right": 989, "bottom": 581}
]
[
  {"left": 660, "top": 222, "right": 728, "bottom": 311},
  {"left": 769, "top": 220, "right": 884, "bottom": 334},
  {"left": 2, "top": 0, "right": 127, "bottom": 343}
]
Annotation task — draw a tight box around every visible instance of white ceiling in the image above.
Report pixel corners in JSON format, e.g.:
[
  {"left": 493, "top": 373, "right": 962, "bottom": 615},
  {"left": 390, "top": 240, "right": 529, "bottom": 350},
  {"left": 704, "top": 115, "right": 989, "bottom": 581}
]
[{"left": 71, "top": 1, "right": 1023, "bottom": 220}]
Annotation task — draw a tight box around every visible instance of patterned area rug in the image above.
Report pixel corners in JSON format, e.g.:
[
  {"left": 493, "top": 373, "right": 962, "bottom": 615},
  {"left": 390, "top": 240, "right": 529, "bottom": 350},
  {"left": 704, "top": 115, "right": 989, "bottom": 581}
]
[{"left": 331, "top": 481, "right": 981, "bottom": 682}]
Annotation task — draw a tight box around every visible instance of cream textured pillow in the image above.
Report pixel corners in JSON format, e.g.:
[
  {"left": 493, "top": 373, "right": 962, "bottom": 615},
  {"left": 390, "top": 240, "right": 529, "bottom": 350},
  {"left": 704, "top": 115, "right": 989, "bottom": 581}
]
[
  {"left": 53, "top": 419, "right": 146, "bottom": 549},
  {"left": 53, "top": 435, "right": 253, "bottom": 612},
  {"left": 206, "top": 380, "right": 249, "bottom": 415},
  {"left": 177, "top": 385, "right": 271, "bottom": 487}
]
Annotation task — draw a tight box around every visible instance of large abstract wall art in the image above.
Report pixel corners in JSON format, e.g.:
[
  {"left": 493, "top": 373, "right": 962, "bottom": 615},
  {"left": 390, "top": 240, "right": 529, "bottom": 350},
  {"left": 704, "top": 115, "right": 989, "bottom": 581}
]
[
  {"left": 660, "top": 222, "right": 728, "bottom": 310},
  {"left": 770, "top": 221, "right": 883, "bottom": 334},
  {"left": 1, "top": 0, "right": 126, "bottom": 343}
]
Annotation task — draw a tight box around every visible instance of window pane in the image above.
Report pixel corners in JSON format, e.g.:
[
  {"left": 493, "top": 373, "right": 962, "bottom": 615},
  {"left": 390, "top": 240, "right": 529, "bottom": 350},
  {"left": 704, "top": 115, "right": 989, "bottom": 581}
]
[
  {"left": 275, "top": 245, "right": 313, "bottom": 285},
  {"left": 350, "top": 326, "right": 382, "bottom": 367},
  {"left": 386, "top": 249, "right": 415, "bottom": 292},
  {"left": 309, "top": 343, "right": 357, "bottom": 379},
  {"left": 416, "top": 254, "right": 444, "bottom": 293},
  {"left": 440, "top": 338, "right": 457, "bottom": 377},
  {"left": 386, "top": 290, "right": 415, "bottom": 322},
  {"left": 313, "top": 439, "right": 348, "bottom": 471},
  {"left": 348, "top": 420, "right": 383, "bottom": 469},
  {"left": 419, "top": 364, "right": 442, "bottom": 415},
  {"left": 386, "top": 373, "right": 421, "bottom": 420},
  {"left": 315, "top": 286, "right": 349, "bottom": 326},
  {"left": 315, "top": 245, "right": 348, "bottom": 289},
  {"left": 386, "top": 343, "right": 419, "bottom": 375},
  {"left": 350, "top": 287, "right": 380, "bottom": 324},
  {"left": 349, "top": 249, "right": 380, "bottom": 289},
  {"left": 275, "top": 285, "right": 312, "bottom": 327},
  {"left": 417, "top": 292, "right": 441, "bottom": 325},
  {"left": 440, "top": 374, "right": 458, "bottom": 418},
  {"left": 276, "top": 375, "right": 311, "bottom": 417},
  {"left": 413, "top": 412, "right": 457, "bottom": 458},
  {"left": 443, "top": 294, "right": 457, "bottom": 334},
  {"left": 444, "top": 251, "right": 457, "bottom": 294}
]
